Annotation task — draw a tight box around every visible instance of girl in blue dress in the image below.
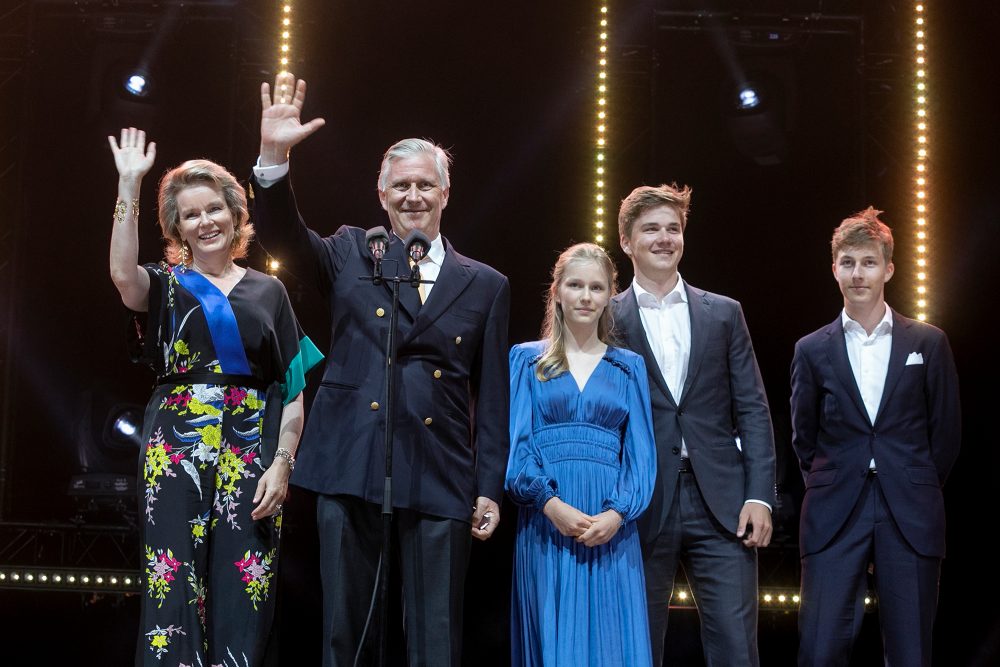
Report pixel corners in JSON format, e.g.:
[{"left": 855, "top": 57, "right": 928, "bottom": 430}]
[{"left": 506, "top": 242, "right": 656, "bottom": 666}]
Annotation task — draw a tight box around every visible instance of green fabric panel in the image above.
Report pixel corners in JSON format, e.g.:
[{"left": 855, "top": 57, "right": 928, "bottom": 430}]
[{"left": 281, "top": 336, "right": 324, "bottom": 405}]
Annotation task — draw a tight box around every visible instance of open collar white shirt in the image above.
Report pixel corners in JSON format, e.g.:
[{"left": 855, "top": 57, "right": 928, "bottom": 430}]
[
  {"left": 842, "top": 304, "right": 893, "bottom": 470},
  {"left": 634, "top": 275, "right": 691, "bottom": 404},
  {"left": 635, "top": 276, "right": 691, "bottom": 458},
  {"left": 842, "top": 305, "right": 893, "bottom": 424}
]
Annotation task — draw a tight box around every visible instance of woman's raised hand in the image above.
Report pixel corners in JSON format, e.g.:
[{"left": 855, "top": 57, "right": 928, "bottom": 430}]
[
  {"left": 108, "top": 127, "right": 152, "bottom": 312},
  {"left": 107, "top": 127, "right": 156, "bottom": 184}
]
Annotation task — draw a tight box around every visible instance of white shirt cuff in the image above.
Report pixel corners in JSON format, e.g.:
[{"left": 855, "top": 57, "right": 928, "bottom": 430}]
[
  {"left": 744, "top": 498, "right": 772, "bottom": 513},
  {"left": 252, "top": 158, "right": 289, "bottom": 187}
]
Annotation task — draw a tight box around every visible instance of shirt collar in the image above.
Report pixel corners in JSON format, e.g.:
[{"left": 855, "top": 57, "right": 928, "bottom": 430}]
[
  {"left": 424, "top": 234, "right": 446, "bottom": 266},
  {"left": 841, "top": 304, "right": 894, "bottom": 336},
  {"left": 633, "top": 275, "right": 687, "bottom": 309}
]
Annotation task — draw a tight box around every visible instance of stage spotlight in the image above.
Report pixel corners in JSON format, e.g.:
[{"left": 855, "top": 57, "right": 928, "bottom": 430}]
[
  {"left": 124, "top": 73, "right": 148, "bottom": 97},
  {"left": 65, "top": 402, "right": 141, "bottom": 524},
  {"left": 722, "top": 71, "right": 790, "bottom": 166},
  {"left": 101, "top": 404, "right": 143, "bottom": 452},
  {"left": 737, "top": 86, "right": 760, "bottom": 110},
  {"left": 113, "top": 411, "right": 137, "bottom": 438},
  {"left": 107, "top": 62, "right": 158, "bottom": 106}
]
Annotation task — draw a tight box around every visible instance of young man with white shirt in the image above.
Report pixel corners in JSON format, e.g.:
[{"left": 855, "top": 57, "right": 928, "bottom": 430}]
[
  {"left": 790, "top": 207, "right": 961, "bottom": 666},
  {"left": 611, "top": 183, "right": 776, "bottom": 666}
]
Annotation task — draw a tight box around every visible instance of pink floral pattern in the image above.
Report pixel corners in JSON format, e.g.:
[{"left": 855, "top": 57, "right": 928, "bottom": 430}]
[
  {"left": 235, "top": 548, "right": 277, "bottom": 610},
  {"left": 145, "top": 546, "right": 181, "bottom": 608}
]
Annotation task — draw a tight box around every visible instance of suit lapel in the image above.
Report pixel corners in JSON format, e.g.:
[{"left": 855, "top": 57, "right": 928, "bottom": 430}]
[
  {"left": 402, "top": 239, "right": 475, "bottom": 343},
  {"left": 824, "top": 317, "right": 871, "bottom": 425},
  {"left": 679, "top": 284, "right": 708, "bottom": 405},
  {"left": 873, "top": 312, "right": 913, "bottom": 426},
  {"left": 614, "top": 288, "right": 677, "bottom": 407}
]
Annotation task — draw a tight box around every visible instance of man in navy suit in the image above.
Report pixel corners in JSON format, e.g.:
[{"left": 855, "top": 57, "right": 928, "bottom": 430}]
[
  {"left": 611, "top": 183, "right": 776, "bottom": 666},
  {"left": 250, "top": 74, "right": 510, "bottom": 666},
  {"left": 791, "top": 207, "right": 961, "bottom": 666}
]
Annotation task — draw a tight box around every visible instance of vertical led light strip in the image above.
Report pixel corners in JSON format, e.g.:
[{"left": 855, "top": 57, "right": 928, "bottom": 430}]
[
  {"left": 594, "top": 5, "right": 609, "bottom": 245},
  {"left": 913, "top": 3, "right": 929, "bottom": 321},
  {"left": 265, "top": 2, "right": 294, "bottom": 278},
  {"left": 279, "top": 3, "right": 293, "bottom": 73}
]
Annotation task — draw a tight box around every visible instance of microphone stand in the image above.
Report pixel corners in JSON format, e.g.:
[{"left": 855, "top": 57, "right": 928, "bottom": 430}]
[{"left": 355, "top": 258, "right": 432, "bottom": 667}]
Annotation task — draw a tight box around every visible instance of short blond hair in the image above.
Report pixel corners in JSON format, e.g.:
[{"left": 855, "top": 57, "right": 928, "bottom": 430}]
[
  {"left": 618, "top": 183, "right": 692, "bottom": 240},
  {"left": 157, "top": 159, "right": 254, "bottom": 265},
  {"left": 831, "top": 206, "right": 893, "bottom": 264}
]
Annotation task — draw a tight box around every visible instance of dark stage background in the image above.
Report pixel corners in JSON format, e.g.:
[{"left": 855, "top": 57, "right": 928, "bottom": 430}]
[{"left": 1, "top": 1, "right": 997, "bottom": 664}]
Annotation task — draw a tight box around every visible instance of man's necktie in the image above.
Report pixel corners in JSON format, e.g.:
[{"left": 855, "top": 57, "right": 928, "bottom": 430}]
[{"left": 408, "top": 258, "right": 427, "bottom": 304}]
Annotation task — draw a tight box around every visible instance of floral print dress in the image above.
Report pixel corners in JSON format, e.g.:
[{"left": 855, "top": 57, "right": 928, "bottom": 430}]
[{"left": 132, "top": 263, "right": 322, "bottom": 667}]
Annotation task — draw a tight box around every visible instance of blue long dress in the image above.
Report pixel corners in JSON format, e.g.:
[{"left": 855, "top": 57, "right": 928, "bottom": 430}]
[{"left": 506, "top": 341, "right": 657, "bottom": 666}]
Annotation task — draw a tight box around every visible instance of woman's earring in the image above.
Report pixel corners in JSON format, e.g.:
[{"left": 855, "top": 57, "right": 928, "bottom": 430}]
[{"left": 179, "top": 242, "right": 190, "bottom": 265}]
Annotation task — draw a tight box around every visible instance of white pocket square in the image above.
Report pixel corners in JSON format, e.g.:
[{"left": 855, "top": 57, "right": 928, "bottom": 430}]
[{"left": 905, "top": 352, "right": 924, "bottom": 366}]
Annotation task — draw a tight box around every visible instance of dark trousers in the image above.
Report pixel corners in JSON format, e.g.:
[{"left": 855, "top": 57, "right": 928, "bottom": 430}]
[
  {"left": 136, "top": 408, "right": 278, "bottom": 667},
  {"left": 798, "top": 474, "right": 941, "bottom": 667},
  {"left": 316, "top": 494, "right": 472, "bottom": 667},
  {"left": 642, "top": 468, "right": 760, "bottom": 667}
]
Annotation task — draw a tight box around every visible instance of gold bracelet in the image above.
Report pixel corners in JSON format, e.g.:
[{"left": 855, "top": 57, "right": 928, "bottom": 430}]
[
  {"left": 113, "top": 198, "right": 140, "bottom": 224},
  {"left": 113, "top": 199, "right": 127, "bottom": 224},
  {"left": 274, "top": 447, "right": 295, "bottom": 471}
]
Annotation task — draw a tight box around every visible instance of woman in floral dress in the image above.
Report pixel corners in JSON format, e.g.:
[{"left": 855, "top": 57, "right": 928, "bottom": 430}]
[{"left": 108, "top": 127, "right": 322, "bottom": 666}]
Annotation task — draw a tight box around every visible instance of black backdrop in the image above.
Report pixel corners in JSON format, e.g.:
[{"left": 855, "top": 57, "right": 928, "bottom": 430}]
[{"left": 2, "top": 1, "right": 998, "bottom": 664}]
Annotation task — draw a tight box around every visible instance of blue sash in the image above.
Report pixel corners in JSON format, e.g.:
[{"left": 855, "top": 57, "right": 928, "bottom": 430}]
[{"left": 173, "top": 267, "right": 252, "bottom": 375}]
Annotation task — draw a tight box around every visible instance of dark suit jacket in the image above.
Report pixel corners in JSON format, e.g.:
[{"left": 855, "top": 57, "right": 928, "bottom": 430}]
[
  {"left": 612, "top": 283, "right": 776, "bottom": 543},
  {"left": 790, "top": 310, "right": 961, "bottom": 558},
  {"left": 250, "top": 174, "right": 511, "bottom": 522}
]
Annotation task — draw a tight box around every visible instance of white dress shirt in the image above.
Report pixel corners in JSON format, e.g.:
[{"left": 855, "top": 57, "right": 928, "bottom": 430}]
[
  {"left": 252, "top": 159, "right": 446, "bottom": 299},
  {"left": 635, "top": 277, "right": 691, "bottom": 456},
  {"left": 634, "top": 277, "right": 691, "bottom": 402},
  {"left": 842, "top": 305, "right": 893, "bottom": 470},
  {"left": 410, "top": 234, "right": 445, "bottom": 300}
]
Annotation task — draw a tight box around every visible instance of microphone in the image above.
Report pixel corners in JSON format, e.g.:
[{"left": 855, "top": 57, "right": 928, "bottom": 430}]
[
  {"left": 404, "top": 231, "right": 431, "bottom": 287},
  {"left": 366, "top": 226, "right": 389, "bottom": 284},
  {"left": 366, "top": 226, "right": 389, "bottom": 259}
]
